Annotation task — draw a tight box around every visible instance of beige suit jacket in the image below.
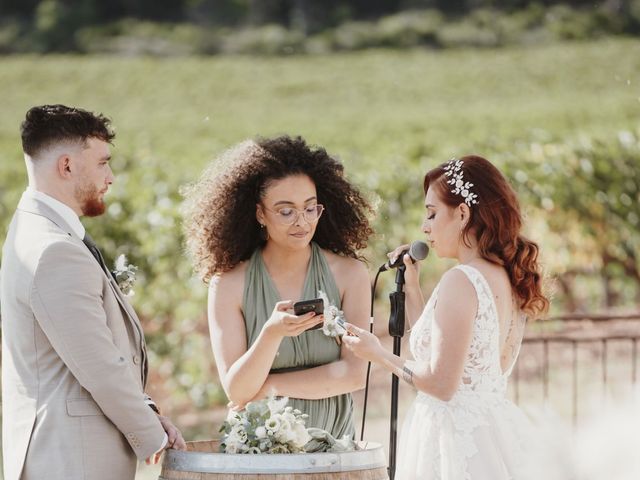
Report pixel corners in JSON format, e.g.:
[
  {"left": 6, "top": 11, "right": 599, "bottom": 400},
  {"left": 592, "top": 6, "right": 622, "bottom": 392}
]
[{"left": 1, "top": 195, "right": 166, "bottom": 480}]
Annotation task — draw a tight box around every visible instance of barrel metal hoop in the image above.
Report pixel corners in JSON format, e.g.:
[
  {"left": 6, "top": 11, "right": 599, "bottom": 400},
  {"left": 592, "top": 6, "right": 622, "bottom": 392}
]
[{"left": 162, "top": 443, "right": 387, "bottom": 474}]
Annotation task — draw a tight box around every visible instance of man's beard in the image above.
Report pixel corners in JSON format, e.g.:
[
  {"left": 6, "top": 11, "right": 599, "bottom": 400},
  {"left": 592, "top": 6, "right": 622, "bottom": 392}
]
[{"left": 76, "top": 182, "right": 106, "bottom": 217}]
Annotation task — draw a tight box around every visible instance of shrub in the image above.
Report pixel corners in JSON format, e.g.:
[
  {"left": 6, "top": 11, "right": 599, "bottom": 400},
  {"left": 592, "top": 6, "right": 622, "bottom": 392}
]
[
  {"left": 220, "top": 25, "right": 305, "bottom": 55},
  {"left": 76, "top": 20, "right": 209, "bottom": 56}
]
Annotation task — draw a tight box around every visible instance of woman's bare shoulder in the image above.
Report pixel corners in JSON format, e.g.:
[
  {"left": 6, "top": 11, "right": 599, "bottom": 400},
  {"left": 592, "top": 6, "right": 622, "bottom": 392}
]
[
  {"left": 322, "top": 249, "right": 367, "bottom": 273},
  {"left": 321, "top": 249, "right": 370, "bottom": 291},
  {"left": 209, "top": 261, "right": 248, "bottom": 298}
]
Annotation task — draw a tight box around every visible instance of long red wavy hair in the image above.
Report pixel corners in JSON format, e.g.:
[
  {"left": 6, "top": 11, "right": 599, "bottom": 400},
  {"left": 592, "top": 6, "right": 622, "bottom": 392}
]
[{"left": 424, "top": 155, "right": 549, "bottom": 318}]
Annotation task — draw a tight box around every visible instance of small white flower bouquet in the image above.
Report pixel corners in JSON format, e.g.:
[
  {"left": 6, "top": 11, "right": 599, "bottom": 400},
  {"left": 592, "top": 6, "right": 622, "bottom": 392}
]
[
  {"left": 317, "top": 290, "right": 346, "bottom": 338},
  {"left": 219, "top": 396, "right": 357, "bottom": 454},
  {"left": 112, "top": 254, "right": 137, "bottom": 296},
  {"left": 220, "top": 397, "right": 311, "bottom": 454}
]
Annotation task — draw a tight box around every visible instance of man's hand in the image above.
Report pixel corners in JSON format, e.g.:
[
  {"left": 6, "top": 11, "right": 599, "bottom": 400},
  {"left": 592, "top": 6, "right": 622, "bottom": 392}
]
[
  {"left": 144, "top": 415, "right": 187, "bottom": 465},
  {"left": 159, "top": 415, "right": 187, "bottom": 450}
]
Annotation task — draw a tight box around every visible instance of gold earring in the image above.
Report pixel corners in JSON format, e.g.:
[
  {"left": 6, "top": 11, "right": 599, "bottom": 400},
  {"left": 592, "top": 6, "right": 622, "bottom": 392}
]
[{"left": 259, "top": 223, "right": 269, "bottom": 241}]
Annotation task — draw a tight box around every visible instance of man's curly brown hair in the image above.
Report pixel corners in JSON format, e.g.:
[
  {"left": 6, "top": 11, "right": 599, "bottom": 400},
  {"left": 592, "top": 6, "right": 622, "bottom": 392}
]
[{"left": 184, "top": 135, "right": 375, "bottom": 282}]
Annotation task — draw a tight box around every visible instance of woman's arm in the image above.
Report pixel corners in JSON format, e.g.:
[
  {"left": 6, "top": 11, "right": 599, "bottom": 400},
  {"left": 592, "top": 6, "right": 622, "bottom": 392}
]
[
  {"left": 208, "top": 272, "right": 321, "bottom": 405},
  {"left": 343, "top": 268, "right": 476, "bottom": 401},
  {"left": 256, "top": 258, "right": 371, "bottom": 399}
]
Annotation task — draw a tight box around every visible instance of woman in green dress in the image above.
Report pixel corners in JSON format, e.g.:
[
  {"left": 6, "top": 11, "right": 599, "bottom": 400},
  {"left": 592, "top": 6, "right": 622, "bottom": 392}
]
[{"left": 184, "top": 136, "right": 374, "bottom": 439}]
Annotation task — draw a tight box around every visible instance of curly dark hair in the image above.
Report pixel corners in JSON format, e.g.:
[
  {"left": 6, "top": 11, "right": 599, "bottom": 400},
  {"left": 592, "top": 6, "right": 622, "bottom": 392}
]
[
  {"left": 21, "top": 104, "right": 115, "bottom": 158},
  {"left": 184, "top": 135, "right": 374, "bottom": 282}
]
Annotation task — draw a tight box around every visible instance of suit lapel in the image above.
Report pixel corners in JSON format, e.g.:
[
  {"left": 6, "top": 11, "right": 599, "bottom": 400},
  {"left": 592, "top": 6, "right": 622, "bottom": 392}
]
[
  {"left": 18, "top": 195, "right": 149, "bottom": 386},
  {"left": 104, "top": 276, "right": 149, "bottom": 386}
]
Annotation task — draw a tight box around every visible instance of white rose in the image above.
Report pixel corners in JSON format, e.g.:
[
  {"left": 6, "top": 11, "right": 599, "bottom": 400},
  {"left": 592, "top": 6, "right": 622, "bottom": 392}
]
[
  {"left": 265, "top": 415, "right": 281, "bottom": 434},
  {"left": 275, "top": 414, "right": 295, "bottom": 442},
  {"left": 282, "top": 412, "right": 296, "bottom": 425},
  {"left": 292, "top": 423, "right": 311, "bottom": 447},
  {"left": 231, "top": 425, "right": 247, "bottom": 443}
]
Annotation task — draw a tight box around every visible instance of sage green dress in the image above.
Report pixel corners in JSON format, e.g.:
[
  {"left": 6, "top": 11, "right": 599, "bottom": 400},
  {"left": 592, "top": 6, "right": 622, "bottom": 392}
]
[{"left": 242, "top": 242, "right": 355, "bottom": 439}]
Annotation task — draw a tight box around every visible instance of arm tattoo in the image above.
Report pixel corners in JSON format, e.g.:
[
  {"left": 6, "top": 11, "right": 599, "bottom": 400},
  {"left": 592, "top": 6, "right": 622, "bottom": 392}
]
[{"left": 401, "top": 365, "right": 414, "bottom": 386}]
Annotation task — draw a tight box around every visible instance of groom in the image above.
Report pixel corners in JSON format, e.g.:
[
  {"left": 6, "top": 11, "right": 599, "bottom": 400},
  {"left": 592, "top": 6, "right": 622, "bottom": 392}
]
[{"left": 0, "top": 104, "right": 186, "bottom": 480}]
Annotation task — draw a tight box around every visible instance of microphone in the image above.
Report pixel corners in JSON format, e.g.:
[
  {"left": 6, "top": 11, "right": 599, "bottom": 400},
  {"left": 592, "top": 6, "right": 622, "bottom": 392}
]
[{"left": 379, "top": 241, "right": 429, "bottom": 272}]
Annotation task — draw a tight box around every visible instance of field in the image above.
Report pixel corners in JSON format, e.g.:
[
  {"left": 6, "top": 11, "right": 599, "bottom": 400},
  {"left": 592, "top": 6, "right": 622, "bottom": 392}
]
[
  {"left": 1, "top": 39, "right": 639, "bottom": 172},
  {"left": 0, "top": 39, "right": 639, "bottom": 479}
]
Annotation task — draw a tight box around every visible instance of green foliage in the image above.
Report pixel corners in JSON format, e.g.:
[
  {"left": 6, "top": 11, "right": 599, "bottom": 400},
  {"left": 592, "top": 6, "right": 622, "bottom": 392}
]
[
  {"left": 32, "top": 0, "right": 98, "bottom": 52},
  {"left": 3, "top": 4, "right": 640, "bottom": 55},
  {"left": 221, "top": 25, "right": 306, "bottom": 55},
  {"left": 0, "top": 42, "right": 639, "bottom": 431},
  {"left": 75, "top": 20, "right": 213, "bottom": 56},
  {"left": 498, "top": 130, "right": 640, "bottom": 310}
]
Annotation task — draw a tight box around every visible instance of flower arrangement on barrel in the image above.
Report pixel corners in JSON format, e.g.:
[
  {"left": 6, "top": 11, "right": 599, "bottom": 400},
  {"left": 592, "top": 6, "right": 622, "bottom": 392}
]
[{"left": 219, "top": 396, "right": 357, "bottom": 454}]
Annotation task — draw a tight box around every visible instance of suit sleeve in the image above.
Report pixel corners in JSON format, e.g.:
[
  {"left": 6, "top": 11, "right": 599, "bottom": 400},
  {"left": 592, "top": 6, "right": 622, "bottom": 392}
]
[{"left": 30, "top": 240, "right": 166, "bottom": 460}]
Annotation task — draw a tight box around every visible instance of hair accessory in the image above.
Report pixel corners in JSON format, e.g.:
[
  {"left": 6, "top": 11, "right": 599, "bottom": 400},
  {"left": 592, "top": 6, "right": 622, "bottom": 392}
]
[{"left": 443, "top": 158, "right": 479, "bottom": 206}]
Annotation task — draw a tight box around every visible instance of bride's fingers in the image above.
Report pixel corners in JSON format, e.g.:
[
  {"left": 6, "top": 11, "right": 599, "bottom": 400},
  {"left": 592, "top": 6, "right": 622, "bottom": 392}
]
[
  {"left": 344, "top": 322, "right": 365, "bottom": 336},
  {"left": 387, "top": 245, "right": 410, "bottom": 265},
  {"left": 403, "top": 253, "right": 415, "bottom": 266}
]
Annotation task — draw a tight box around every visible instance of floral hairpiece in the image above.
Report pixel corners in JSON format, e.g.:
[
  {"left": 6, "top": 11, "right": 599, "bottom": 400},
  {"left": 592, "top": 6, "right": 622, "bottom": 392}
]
[{"left": 443, "top": 158, "right": 479, "bottom": 206}]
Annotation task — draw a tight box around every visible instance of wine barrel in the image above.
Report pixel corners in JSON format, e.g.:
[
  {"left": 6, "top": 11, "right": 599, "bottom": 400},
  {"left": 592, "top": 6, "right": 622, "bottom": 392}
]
[{"left": 159, "top": 440, "right": 388, "bottom": 480}]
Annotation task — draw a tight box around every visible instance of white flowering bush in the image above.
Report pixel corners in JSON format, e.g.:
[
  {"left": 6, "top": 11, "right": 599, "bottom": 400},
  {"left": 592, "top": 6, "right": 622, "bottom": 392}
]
[{"left": 220, "top": 396, "right": 312, "bottom": 454}]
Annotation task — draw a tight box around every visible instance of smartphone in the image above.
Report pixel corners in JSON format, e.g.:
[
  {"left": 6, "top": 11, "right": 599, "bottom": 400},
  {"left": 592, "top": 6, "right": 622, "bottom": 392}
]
[
  {"left": 293, "top": 298, "right": 324, "bottom": 316},
  {"left": 293, "top": 298, "right": 324, "bottom": 331}
]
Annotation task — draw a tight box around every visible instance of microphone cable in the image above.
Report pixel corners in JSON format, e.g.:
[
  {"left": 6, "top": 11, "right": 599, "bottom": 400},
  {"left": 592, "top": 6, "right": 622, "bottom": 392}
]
[{"left": 359, "top": 266, "right": 383, "bottom": 441}]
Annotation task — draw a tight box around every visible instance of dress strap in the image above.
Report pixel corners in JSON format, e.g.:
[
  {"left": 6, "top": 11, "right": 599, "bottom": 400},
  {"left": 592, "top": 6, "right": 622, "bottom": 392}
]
[
  {"left": 454, "top": 264, "right": 526, "bottom": 377},
  {"left": 452, "top": 264, "right": 495, "bottom": 318}
]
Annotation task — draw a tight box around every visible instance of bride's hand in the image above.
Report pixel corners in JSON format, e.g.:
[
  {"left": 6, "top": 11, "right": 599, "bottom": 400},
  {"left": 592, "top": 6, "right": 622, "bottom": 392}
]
[
  {"left": 387, "top": 244, "right": 421, "bottom": 287},
  {"left": 264, "top": 300, "right": 323, "bottom": 338},
  {"left": 341, "top": 323, "right": 383, "bottom": 363}
]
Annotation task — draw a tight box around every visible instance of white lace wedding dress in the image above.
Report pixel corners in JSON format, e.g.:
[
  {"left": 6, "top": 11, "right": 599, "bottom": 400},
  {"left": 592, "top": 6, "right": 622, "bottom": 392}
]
[{"left": 397, "top": 264, "right": 545, "bottom": 480}]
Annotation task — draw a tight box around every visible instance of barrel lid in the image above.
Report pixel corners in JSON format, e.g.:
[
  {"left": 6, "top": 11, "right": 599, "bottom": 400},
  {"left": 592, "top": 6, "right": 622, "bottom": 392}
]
[{"left": 161, "top": 441, "right": 387, "bottom": 474}]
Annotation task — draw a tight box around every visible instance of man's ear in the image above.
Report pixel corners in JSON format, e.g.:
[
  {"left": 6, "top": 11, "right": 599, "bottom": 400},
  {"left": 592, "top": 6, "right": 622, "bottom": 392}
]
[{"left": 56, "top": 155, "right": 73, "bottom": 179}]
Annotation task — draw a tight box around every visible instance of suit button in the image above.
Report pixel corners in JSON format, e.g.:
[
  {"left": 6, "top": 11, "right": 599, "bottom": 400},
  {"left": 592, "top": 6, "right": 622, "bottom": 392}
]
[{"left": 133, "top": 355, "right": 141, "bottom": 365}]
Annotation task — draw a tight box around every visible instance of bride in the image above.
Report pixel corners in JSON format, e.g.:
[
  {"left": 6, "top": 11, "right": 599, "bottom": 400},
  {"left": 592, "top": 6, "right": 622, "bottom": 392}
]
[{"left": 343, "top": 155, "right": 561, "bottom": 479}]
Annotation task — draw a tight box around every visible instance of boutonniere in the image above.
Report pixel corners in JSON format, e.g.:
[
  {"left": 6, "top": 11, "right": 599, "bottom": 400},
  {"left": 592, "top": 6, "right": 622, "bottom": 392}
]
[{"left": 112, "top": 254, "right": 138, "bottom": 296}]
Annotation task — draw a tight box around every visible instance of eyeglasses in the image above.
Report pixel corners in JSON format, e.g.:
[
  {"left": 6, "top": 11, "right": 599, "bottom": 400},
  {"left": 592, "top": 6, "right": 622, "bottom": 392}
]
[{"left": 262, "top": 204, "right": 325, "bottom": 225}]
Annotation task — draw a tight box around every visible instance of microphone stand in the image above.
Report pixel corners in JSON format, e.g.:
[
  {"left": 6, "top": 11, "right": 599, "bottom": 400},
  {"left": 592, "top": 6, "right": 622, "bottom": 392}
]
[{"left": 387, "top": 265, "right": 406, "bottom": 480}]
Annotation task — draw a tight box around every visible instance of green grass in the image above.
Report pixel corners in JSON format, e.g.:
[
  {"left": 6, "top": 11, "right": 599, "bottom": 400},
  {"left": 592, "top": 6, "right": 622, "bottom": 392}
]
[{"left": 1, "top": 39, "right": 639, "bottom": 173}]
